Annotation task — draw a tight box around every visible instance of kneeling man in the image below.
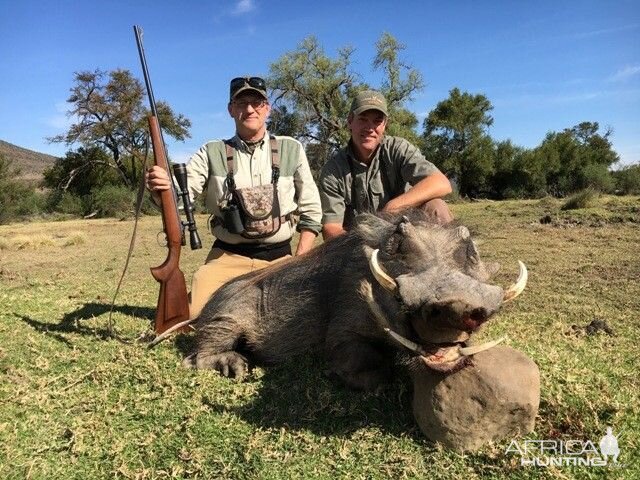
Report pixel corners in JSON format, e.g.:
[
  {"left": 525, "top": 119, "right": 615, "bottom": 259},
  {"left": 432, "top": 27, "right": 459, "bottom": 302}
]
[{"left": 319, "top": 90, "right": 453, "bottom": 240}]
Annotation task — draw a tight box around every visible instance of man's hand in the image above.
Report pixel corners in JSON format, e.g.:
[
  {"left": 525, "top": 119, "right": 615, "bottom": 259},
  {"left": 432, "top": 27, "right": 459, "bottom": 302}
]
[
  {"left": 381, "top": 197, "right": 403, "bottom": 212},
  {"left": 145, "top": 165, "right": 172, "bottom": 203}
]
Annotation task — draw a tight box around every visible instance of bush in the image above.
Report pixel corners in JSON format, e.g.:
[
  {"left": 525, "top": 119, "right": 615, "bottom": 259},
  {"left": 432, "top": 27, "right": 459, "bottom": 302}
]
[
  {"left": 0, "top": 154, "right": 45, "bottom": 223},
  {"left": 90, "top": 184, "right": 135, "bottom": 218},
  {"left": 580, "top": 163, "right": 615, "bottom": 193},
  {"left": 561, "top": 188, "right": 599, "bottom": 210},
  {"left": 612, "top": 163, "right": 640, "bottom": 195},
  {"left": 140, "top": 193, "right": 162, "bottom": 216},
  {"left": 52, "top": 192, "right": 85, "bottom": 217},
  {"left": 0, "top": 183, "right": 45, "bottom": 223}
]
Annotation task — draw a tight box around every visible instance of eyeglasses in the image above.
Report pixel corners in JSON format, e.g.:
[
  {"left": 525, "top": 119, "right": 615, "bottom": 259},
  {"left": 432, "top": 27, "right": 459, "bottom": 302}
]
[
  {"left": 230, "top": 76, "right": 266, "bottom": 96},
  {"left": 232, "top": 98, "right": 268, "bottom": 110}
]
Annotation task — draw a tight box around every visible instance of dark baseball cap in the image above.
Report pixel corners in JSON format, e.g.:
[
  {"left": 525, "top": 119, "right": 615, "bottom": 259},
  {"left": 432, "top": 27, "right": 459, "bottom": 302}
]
[
  {"left": 349, "top": 90, "right": 388, "bottom": 116},
  {"left": 229, "top": 76, "right": 268, "bottom": 101}
]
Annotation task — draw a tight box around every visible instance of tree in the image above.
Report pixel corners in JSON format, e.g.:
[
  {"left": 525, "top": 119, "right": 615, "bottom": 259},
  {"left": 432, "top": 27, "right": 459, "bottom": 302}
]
[
  {"left": 372, "top": 33, "right": 425, "bottom": 148},
  {"left": 612, "top": 163, "right": 640, "bottom": 194},
  {"left": 267, "top": 37, "right": 355, "bottom": 148},
  {"left": 532, "top": 122, "right": 618, "bottom": 195},
  {"left": 489, "top": 141, "right": 547, "bottom": 199},
  {"left": 267, "top": 33, "right": 424, "bottom": 174},
  {"left": 43, "top": 146, "right": 120, "bottom": 195},
  {"left": 422, "top": 88, "right": 495, "bottom": 196},
  {"left": 48, "top": 69, "right": 191, "bottom": 187}
]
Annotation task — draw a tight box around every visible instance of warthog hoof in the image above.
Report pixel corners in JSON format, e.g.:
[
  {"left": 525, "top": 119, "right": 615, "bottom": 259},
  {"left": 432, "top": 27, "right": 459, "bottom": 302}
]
[{"left": 187, "top": 351, "right": 249, "bottom": 378}]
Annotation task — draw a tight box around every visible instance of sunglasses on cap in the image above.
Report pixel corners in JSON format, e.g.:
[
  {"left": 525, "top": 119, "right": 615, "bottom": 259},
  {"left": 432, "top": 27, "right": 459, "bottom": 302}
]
[{"left": 229, "top": 77, "right": 266, "bottom": 96}]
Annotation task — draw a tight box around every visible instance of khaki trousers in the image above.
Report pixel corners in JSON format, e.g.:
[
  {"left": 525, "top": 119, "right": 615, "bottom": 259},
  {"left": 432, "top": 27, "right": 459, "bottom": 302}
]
[{"left": 189, "top": 247, "right": 289, "bottom": 320}]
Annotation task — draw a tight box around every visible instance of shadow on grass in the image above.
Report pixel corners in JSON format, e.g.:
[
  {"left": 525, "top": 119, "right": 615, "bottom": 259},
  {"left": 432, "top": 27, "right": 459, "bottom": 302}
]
[
  {"left": 199, "top": 354, "right": 431, "bottom": 441},
  {"left": 15, "top": 302, "right": 154, "bottom": 344}
]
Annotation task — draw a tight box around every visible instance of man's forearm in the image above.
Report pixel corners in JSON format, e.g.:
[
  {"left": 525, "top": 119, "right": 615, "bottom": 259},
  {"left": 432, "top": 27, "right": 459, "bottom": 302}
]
[
  {"left": 295, "top": 229, "right": 317, "bottom": 255},
  {"left": 383, "top": 172, "right": 452, "bottom": 211},
  {"left": 322, "top": 222, "right": 346, "bottom": 241}
]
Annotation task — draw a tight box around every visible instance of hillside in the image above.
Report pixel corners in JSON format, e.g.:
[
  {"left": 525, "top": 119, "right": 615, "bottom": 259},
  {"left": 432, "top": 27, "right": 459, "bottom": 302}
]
[{"left": 0, "top": 139, "right": 58, "bottom": 181}]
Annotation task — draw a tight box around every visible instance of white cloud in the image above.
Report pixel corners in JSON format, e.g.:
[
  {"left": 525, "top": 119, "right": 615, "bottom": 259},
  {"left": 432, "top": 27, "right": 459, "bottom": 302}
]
[
  {"left": 45, "top": 101, "right": 75, "bottom": 130},
  {"left": 569, "top": 23, "right": 639, "bottom": 40},
  {"left": 231, "top": 0, "right": 255, "bottom": 15},
  {"left": 608, "top": 65, "right": 640, "bottom": 83},
  {"left": 493, "top": 88, "right": 640, "bottom": 108}
]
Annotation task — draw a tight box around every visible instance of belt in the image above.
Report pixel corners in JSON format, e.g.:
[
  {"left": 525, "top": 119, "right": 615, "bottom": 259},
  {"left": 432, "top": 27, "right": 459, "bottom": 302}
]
[{"left": 212, "top": 238, "right": 292, "bottom": 261}]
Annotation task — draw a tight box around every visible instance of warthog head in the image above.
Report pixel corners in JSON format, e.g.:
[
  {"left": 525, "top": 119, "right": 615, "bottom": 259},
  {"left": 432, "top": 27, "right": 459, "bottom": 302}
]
[{"left": 357, "top": 212, "right": 527, "bottom": 373}]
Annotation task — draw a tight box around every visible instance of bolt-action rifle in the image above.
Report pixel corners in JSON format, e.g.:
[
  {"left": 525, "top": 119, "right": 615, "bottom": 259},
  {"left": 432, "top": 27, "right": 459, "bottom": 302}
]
[{"left": 133, "top": 25, "right": 202, "bottom": 334}]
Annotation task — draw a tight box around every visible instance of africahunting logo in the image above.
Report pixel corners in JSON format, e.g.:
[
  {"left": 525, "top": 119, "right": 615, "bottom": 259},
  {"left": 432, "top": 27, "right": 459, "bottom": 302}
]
[{"left": 505, "top": 427, "right": 622, "bottom": 467}]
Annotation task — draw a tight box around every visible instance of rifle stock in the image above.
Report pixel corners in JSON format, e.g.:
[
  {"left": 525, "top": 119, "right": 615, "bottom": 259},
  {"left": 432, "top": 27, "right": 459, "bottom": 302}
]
[{"left": 147, "top": 117, "right": 190, "bottom": 333}]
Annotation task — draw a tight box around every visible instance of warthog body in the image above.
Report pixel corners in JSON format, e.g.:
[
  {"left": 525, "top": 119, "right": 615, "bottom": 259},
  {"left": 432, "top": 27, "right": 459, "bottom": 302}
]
[{"left": 186, "top": 210, "right": 522, "bottom": 390}]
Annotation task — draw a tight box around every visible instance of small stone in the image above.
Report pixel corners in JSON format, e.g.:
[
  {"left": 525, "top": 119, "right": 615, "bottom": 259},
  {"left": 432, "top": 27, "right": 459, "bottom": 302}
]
[{"left": 410, "top": 346, "right": 540, "bottom": 451}]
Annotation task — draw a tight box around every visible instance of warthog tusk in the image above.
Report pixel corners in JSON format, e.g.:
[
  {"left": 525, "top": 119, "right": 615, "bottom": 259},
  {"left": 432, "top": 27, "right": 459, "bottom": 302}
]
[
  {"left": 458, "top": 336, "right": 506, "bottom": 356},
  {"left": 369, "top": 249, "right": 398, "bottom": 293},
  {"left": 384, "top": 328, "right": 428, "bottom": 355},
  {"left": 503, "top": 260, "right": 528, "bottom": 303},
  {"left": 360, "top": 280, "right": 390, "bottom": 330}
]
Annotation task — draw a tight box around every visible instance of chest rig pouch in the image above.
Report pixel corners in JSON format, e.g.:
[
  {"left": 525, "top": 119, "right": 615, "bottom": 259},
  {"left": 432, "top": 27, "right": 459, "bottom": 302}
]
[{"left": 222, "top": 136, "right": 285, "bottom": 239}]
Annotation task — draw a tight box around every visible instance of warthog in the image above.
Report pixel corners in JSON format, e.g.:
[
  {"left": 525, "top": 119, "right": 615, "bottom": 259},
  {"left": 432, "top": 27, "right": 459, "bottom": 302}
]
[{"left": 182, "top": 210, "right": 526, "bottom": 391}]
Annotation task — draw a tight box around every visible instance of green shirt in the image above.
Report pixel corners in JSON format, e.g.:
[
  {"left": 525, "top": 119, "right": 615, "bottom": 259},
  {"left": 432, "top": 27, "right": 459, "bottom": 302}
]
[
  {"left": 185, "top": 133, "right": 322, "bottom": 244},
  {"left": 319, "top": 136, "right": 441, "bottom": 227}
]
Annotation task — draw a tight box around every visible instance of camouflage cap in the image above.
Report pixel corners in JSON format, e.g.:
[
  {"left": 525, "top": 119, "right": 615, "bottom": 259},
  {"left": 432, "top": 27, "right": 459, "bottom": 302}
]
[
  {"left": 229, "top": 76, "right": 268, "bottom": 101},
  {"left": 349, "top": 90, "right": 388, "bottom": 116}
]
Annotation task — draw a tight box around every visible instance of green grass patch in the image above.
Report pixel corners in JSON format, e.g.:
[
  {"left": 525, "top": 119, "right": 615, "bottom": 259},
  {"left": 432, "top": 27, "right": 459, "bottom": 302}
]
[
  {"left": 1, "top": 198, "right": 638, "bottom": 478},
  {"left": 561, "top": 188, "right": 600, "bottom": 211}
]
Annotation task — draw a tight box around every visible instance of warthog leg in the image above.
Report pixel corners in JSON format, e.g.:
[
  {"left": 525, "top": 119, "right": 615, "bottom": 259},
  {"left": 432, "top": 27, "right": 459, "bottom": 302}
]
[
  {"left": 189, "top": 315, "right": 250, "bottom": 378},
  {"left": 189, "top": 351, "right": 249, "bottom": 378},
  {"left": 327, "top": 341, "right": 393, "bottom": 391}
]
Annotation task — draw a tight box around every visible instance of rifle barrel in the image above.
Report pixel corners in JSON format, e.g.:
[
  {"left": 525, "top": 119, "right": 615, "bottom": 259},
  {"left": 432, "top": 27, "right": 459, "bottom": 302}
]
[{"left": 133, "top": 26, "right": 158, "bottom": 117}]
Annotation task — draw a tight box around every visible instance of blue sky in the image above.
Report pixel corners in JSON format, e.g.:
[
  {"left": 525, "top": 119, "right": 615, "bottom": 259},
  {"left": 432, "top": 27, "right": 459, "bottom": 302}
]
[{"left": 1, "top": 0, "right": 638, "bottom": 166}]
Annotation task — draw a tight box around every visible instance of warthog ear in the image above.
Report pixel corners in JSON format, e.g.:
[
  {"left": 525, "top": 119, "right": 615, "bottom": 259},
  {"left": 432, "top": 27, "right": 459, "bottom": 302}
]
[
  {"left": 381, "top": 216, "right": 411, "bottom": 254},
  {"left": 355, "top": 213, "right": 395, "bottom": 246}
]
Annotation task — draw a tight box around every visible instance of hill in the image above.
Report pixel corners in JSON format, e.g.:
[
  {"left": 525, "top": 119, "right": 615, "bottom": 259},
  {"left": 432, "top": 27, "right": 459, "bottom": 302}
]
[{"left": 0, "top": 139, "right": 58, "bottom": 181}]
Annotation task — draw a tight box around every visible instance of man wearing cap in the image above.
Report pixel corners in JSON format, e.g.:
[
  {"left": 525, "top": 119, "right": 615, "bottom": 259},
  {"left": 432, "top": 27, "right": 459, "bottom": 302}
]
[
  {"left": 146, "top": 76, "right": 322, "bottom": 318},
  {"left": 319, "top": 89, "right": 453, "bottom": 240}
]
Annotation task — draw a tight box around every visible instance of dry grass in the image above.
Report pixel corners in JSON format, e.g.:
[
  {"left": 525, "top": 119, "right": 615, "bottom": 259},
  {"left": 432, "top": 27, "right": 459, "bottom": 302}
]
[
  {"left": 0, "top": 196, "right": 638, "bottom": 479},
  {"left": 0, "top": 231, "right": 88, "bottom": 250}
]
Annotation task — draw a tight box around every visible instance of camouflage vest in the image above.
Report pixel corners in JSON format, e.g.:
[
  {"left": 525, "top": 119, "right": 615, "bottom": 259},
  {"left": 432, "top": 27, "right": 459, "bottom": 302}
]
[{"left": 223, "top": 136, "right": 289, "bottom": 239}]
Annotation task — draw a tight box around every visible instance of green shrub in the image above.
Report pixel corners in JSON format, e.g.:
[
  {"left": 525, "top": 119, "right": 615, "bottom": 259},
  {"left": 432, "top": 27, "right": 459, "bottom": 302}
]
[
  {"left": 580, "top": 163, "right": 615, "bottom": 193},
  {"left": 0, "top": 183, "right": 45, "bottom": 223},
  {"left": 51, "top": 191, "right": 86, "bottom": 216},
  {"left": 140, "top": 193, "right": 162, "bottom": 216},
  {"left": 0, "top": 154, "right": 43, "bottom": 223},
  {"left": 561, "top": 188, "right": 599, "bottom": 210},
  {"left": 90, "top": 184, "right": 135, "bottom": 218},
  {"left": 612, "top": 163, "right": 640, "bottom": 195}
]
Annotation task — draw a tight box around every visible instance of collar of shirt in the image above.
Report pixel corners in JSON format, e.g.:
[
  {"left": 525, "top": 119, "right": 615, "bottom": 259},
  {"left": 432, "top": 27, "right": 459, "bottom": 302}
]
[
  {"left": 346, "top": 136, "right": 385, "bottom": 167},
  {"left": 346, "top": 139, "right": 382, "bottom": 182},
  {"left": 231, "top": 132, "right": 268, "bottom": 154}
]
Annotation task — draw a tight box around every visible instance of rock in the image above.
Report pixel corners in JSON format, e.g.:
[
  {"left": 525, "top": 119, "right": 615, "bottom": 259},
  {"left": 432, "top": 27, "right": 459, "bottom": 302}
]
[{"left": 410, "top": 345, "right": 539, "bottom": 451}]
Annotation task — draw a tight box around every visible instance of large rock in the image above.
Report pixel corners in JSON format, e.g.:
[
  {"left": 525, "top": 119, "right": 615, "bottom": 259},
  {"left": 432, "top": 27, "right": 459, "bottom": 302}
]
[{"left": 410, "top": 345, "right": 539, "bottom": 451}]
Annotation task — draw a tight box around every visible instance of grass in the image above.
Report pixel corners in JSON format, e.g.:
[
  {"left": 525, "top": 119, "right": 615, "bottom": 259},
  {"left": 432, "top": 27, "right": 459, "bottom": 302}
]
[
  {"left": 0, "top": 196, "right": 638, "bottom": 479},
  {"left": 561, "top": 188, "right": 600, "bottom": 211}
]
